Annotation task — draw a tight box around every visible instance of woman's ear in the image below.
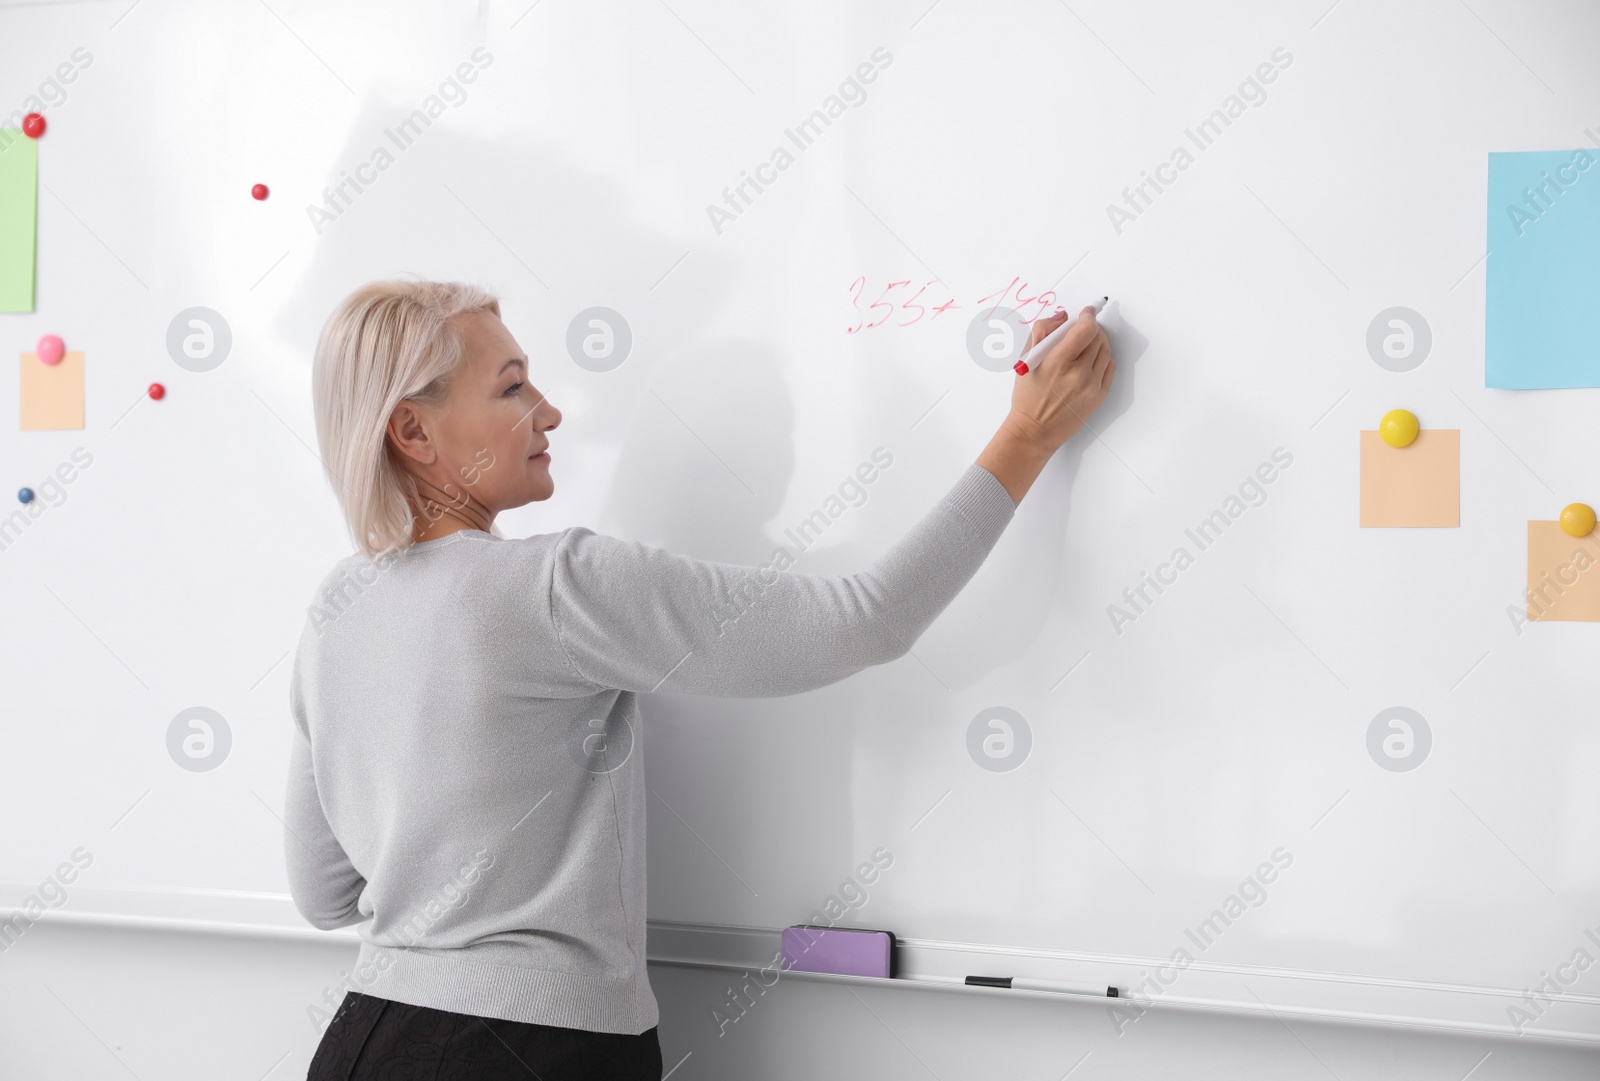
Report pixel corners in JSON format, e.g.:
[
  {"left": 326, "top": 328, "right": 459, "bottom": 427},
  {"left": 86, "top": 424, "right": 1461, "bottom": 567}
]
[{"left": 386, "top": 401, "right": 437, "bottom": 467}]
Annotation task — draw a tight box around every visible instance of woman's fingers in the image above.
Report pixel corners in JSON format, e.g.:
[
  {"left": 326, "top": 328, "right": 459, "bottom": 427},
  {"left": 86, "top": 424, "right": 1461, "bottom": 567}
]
[
  {"left": 1027, "top": 309, "right": 1069, "bottom": 350},
  {"left": 1089, "top": 331, "right": 1111, "bottom": 376},
  {"left": 1053, "top": 309, "right": 1101, "bottom": 370}
]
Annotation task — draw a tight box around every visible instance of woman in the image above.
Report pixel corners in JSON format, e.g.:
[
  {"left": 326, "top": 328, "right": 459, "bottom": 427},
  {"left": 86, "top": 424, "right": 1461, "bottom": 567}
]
[{"left": 288, "top": 279, "right": 1113, "bottom": 1079}]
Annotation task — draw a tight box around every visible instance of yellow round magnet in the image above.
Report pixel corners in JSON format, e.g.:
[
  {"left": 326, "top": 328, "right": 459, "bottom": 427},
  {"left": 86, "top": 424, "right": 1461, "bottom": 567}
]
[
  {"left": 1559, "top": 503, "right": 1596, "bottom": 538},
  {"left": 1379, "top": 409, "right": 1419, "bottom": 449}
]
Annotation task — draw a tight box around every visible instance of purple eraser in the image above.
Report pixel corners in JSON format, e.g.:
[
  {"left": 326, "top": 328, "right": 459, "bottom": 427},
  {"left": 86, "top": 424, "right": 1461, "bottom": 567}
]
[{"left": 781, "top": 925, "right": 895, "bottom": 978}]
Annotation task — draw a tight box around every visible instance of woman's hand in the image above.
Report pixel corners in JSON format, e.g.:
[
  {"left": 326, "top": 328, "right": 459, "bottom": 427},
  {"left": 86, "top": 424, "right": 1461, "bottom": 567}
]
[
  {"left": 975, "top": 305, "right": 1116, "bottom": 503},
  {"left": 1008, "top": 306, "right": 1114, "bottom": 450}
]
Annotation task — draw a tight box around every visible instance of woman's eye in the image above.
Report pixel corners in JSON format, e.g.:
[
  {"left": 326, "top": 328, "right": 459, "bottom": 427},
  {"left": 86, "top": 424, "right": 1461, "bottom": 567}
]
[{"left": 503, "top": 381, "right": 523, "bottom": 396}]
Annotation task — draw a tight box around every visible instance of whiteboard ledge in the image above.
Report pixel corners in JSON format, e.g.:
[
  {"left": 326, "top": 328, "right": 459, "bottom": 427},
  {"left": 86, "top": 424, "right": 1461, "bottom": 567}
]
[
  {"left": 645, "top": 920, "right": 1600, "bottom": 1048},
  {"left": 5, "top": 887, "right": 1594, "bottom": 1047}
]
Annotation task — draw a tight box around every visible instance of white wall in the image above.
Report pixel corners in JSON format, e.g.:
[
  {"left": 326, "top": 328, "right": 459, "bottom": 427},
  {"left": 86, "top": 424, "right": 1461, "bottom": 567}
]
[{"left": 1, "top": 924, "right": 1594, "bottom": 1079}]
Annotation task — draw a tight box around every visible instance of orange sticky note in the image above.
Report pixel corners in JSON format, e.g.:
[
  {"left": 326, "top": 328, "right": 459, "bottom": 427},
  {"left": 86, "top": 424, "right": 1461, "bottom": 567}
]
[
  {"left": 1359, "top": 428, "right": 1459, "bottom": 527},
  {"left": 1526, "top": 522, "right": 1600, "bottom": 622},
  {"left": 20, "top": 350, "right": 84, "bottom": 430}
]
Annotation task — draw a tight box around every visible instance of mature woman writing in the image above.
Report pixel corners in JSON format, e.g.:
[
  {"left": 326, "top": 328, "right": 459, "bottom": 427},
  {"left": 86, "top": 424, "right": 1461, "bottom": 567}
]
[{"left": 288, "top": 280, "right": 1114, "bottom": 1080}]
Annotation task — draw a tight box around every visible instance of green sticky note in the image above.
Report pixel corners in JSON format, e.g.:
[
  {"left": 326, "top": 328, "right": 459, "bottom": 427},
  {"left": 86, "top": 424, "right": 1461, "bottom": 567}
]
[{"left": 0, "top": 131, "right": 37, "bottom": 313}]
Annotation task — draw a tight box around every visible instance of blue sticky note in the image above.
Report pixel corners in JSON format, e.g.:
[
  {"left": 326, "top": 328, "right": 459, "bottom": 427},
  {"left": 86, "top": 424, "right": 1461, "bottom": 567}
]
[{"left": 1485, "top": 149, "right": 1600, "bottom": 389}]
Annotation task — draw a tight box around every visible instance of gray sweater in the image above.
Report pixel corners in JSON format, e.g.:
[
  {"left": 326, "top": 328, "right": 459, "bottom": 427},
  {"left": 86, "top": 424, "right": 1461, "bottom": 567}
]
[{"left": 284, "top": 462, "right": 1017, "bottom": 1034}]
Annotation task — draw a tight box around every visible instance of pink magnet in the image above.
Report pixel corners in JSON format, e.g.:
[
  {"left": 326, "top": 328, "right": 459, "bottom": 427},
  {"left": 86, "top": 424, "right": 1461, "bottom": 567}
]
[{"left": 36, "top": 334, "right": 64, "bottom": 366}]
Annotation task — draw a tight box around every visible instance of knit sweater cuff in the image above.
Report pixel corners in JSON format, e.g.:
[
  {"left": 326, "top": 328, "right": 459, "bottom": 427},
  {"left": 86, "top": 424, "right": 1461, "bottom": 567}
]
[{"left": 945, "top": 462, "right": 1018, "bottom": 538}]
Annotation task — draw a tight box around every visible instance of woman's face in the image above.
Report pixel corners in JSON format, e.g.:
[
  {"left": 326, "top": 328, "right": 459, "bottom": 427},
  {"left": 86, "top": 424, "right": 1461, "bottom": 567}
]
[{"left": 388, "top": 309, "right": 561, "bottom": 522}]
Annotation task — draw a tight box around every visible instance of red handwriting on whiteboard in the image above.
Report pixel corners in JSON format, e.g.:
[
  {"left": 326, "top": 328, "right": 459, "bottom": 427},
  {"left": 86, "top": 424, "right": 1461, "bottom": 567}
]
[{"left": 845, "top": 276, "right": 1058, "bottom": 334}]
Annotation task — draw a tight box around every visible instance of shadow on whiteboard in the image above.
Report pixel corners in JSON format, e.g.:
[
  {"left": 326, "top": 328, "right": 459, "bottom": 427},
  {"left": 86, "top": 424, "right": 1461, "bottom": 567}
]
[{"left": 926, "top": 294, "right": 1152, "bottom": 689}]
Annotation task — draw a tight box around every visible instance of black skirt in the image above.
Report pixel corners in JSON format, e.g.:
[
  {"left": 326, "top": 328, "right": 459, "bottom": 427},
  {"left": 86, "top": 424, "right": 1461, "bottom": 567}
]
[{"left": 307, "top": 991, "right": 663, "bottom": 1080}]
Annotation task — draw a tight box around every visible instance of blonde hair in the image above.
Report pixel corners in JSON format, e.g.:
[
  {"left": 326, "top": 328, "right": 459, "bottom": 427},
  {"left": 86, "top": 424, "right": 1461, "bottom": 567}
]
[{"left": 312, "top": 279, "right": 501, "bottom": 561}]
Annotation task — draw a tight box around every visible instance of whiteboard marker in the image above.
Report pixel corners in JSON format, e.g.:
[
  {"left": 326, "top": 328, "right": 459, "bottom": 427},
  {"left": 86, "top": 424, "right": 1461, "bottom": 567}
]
[
  {"left": 1012, "top": 295, "right": 1109, "bottom": 376},
  {"left": 916, "top": 974, "right": 1117, "bottom": 997},
  {"left": 966, "top": 975, "right": 1118, "bottom": 997}
]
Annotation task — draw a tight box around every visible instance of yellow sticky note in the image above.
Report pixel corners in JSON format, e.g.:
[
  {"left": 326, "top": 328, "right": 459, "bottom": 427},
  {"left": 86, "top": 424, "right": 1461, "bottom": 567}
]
[
  {"left": 1527, "top": 521, "right": 1600, "bottom": 622},
  {"left": 20, "top": 350, "right": 84, "bottom": 430},
  {"left": 1359, "top": 428, "right": 1459, "bottom": 527}
]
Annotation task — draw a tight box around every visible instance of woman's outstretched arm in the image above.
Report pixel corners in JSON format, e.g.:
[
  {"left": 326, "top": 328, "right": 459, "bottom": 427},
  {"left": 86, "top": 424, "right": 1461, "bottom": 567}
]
[{"left": 548, "top": 460, "right": 1013, "bottom": 698}]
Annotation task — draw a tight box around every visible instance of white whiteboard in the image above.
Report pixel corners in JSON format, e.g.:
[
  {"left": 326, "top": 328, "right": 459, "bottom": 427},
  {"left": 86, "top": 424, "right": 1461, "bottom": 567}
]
[{"left": 3, "top": 0, "right": 1598, "bottom": 1041}]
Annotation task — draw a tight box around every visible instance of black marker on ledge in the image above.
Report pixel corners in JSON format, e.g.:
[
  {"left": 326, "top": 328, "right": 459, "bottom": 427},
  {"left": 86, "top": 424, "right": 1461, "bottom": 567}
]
[{"left": 956, "top": 975, "right": 1118, "bottom": 998}]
